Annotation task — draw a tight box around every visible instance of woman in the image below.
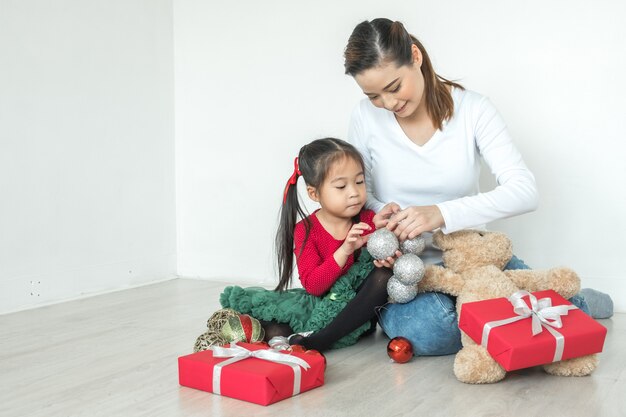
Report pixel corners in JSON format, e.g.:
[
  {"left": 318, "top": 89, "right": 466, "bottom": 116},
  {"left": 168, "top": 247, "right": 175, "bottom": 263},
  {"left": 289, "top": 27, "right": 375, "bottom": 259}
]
[{"left": 344, "top": 18, "right": 609, "bottom": 355}]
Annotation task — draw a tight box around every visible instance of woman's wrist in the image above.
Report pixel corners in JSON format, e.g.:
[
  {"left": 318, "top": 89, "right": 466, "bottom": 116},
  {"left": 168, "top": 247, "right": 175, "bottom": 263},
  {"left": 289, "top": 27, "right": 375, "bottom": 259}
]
[{"left": 432, "top": 204, "right": 446, "bottom": 230}]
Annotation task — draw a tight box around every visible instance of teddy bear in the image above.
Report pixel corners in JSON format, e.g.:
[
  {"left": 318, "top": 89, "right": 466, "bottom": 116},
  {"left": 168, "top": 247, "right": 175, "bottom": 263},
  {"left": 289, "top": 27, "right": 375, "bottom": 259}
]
[{"left": 415, "top": 229, "right": 598, "bottom": 384}]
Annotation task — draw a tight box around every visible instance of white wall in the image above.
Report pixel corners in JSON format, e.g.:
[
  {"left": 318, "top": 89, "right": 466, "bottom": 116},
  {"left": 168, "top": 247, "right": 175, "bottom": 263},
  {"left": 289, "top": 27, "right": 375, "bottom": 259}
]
[
  {"left": 2, "top": 1, "right": 623, "bottom": 314},
  {"left": 174, "top": 0, "right": 626, "bottom": 311},
  {"left": 0, "top": 0, "right": 176, "bottom": 313}
]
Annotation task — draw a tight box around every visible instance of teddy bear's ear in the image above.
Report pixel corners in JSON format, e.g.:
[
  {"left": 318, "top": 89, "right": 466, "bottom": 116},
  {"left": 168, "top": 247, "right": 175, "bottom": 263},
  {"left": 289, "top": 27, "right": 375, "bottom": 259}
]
[
  {"left": 432, "top": 229, "right": 461, "bottom": 250},
  {"left": 486, "top": 231, "right": 513, "bottom": 252}
]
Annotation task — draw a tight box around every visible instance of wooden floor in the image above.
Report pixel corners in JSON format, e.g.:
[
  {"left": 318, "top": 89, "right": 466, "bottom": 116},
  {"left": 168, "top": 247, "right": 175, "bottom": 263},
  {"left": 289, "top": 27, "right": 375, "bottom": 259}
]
[{"left": 1, "top": 279, "right": 624, "bottom": 417}]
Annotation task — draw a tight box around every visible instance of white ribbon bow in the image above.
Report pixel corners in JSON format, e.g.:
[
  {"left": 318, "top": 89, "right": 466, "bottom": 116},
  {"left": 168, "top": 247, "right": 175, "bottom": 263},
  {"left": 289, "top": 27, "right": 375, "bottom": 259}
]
[
  {"left": 508, "top": 290, "right": 575, "bottom": 335},
  {"left": 481, "top": 290, "right": 578, "bottom": 362},
  {"left": 210, "top": 343, "right": 311, "bottom": 396}
]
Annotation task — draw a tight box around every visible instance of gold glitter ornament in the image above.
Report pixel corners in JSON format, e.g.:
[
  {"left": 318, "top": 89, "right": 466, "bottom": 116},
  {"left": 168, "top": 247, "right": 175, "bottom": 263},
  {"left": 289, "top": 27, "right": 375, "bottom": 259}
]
[
  {"left": 206, "top": 308, "right": 240, "bottom": 332},
  {"left": 194, "top": 330, "right": 228, "bottom": 352}
]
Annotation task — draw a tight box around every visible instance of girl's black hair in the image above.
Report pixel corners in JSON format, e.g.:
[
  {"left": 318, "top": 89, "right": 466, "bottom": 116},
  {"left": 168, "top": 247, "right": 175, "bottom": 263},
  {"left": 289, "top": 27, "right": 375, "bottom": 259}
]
[
  {"left": 344, "top": 18, "right": 464, "bottom": 130},
  {"left": 275, "top": 138, "right": 364, "bottom": 291}
]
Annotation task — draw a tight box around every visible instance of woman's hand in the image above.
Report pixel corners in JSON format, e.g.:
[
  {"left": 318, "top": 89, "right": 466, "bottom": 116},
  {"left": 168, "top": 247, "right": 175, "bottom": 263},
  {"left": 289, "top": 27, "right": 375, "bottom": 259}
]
[
  {"left": 386, "top": 205, "right": 445, "bottom": 241},
  {"left": 373, "top": 202, "right": 401, "bottom": 229}
]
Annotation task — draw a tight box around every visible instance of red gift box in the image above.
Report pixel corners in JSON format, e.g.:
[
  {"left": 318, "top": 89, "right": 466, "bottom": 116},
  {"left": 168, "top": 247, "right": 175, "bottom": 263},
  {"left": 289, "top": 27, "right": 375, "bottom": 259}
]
[
  {"left": 178, "top": 342, "right": 325, "bottom": 406},
  {"left": 459, "top": 290, "right": 607, "bottom": 371}
]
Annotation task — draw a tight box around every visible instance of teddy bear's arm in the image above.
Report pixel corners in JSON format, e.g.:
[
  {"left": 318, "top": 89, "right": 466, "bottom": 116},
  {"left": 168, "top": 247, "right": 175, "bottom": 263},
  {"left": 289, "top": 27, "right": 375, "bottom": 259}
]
[
  {"left": 418, "top": 265, "right": 465, "bottom": 296},
  {"left": 503, "top": 268, "right": 581, "bottom": 299}
]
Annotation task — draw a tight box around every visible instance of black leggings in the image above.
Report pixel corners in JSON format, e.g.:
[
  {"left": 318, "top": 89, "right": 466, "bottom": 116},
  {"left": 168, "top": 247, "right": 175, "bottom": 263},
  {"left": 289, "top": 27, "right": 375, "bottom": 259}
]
[{"left": 263, "top": 266, "right": 392, "bottom": 352}]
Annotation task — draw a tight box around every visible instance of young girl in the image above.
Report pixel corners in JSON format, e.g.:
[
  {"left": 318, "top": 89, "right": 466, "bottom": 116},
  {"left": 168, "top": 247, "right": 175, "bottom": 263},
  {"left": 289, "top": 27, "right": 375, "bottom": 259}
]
[{"left": 220, "top": 138, "right": 394, "bottom": 351}]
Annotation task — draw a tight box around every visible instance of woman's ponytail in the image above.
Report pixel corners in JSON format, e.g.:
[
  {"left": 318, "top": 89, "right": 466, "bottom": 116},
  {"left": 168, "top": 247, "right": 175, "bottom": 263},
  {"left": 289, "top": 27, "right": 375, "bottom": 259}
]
[{"left": 388, "top": 21, "right": 412, "bottom": 65}]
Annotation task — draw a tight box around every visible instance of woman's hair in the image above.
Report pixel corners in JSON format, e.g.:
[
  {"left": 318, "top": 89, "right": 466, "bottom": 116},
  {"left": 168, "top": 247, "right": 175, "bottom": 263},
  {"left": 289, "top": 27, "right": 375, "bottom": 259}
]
[
  {"left": 275, "top": 138, "right": 364, "bottom": 291},
  {"left": 344, "top": 18, "right": 463, "bottom": 130}
]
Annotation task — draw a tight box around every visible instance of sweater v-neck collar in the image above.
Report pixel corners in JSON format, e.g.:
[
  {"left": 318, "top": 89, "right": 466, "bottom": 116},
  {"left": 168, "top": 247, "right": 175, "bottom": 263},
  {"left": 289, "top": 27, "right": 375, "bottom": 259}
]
[
  {"left": 312, "top": 210, "right": 351, "bottom": 242},
  {"left": 388, "top": 87, "right": 459, "bottom": 152},
  {"left": 389, "top": 111, "right": 444, "bottom": 153}
]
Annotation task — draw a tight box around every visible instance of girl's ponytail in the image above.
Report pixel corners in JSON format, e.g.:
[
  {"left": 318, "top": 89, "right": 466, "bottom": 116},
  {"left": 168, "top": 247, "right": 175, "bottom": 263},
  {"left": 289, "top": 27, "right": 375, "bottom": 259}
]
[{"left": 275, "top": 158, "right": 308, "bottom": 291}]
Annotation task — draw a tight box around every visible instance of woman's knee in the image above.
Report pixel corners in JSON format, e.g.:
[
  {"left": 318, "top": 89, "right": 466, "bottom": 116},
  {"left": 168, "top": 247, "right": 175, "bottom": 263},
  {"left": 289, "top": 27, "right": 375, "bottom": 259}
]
[
  {"left": 378, "top": 292, "right": 461, "bottom": 356},
  {"left": 504, "top": 255, "right": 531, "bottom": 270}
]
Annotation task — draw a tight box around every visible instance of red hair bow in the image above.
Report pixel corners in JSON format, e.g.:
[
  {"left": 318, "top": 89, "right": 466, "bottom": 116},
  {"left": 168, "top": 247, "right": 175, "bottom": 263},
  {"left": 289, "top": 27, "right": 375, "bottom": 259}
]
[{"left": 282, "top": 157, "right": 301, "bottom": 203}]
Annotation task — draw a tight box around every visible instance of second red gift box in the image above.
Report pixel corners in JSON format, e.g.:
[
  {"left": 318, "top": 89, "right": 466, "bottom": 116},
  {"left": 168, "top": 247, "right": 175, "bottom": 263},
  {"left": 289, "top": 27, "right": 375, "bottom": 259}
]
[{"left": 459, "top": 289, "right": 607, "bottom": 371}]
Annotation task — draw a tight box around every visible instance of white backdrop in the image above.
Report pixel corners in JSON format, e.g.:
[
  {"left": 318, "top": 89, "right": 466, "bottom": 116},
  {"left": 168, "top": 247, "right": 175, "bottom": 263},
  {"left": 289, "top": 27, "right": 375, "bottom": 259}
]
[
  {"left": 2, "top": 1, "right": 623, "bottom": 314},
  {"left": 174, "top": 0, "right": 626, "bottom": 311},
  {"left": 0, "top": 0, "right": 176, "bottom": 313}
]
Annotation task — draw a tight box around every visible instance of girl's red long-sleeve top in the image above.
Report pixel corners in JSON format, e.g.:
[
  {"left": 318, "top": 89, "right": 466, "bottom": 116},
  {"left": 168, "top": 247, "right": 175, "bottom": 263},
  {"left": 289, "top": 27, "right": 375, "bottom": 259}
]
[{"left": 293, "top": 209, "right": 376, "bottom": 296}]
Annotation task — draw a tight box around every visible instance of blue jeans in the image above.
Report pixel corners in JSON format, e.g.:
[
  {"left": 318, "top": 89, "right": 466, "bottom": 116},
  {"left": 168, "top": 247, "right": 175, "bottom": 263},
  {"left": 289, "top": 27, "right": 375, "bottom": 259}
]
[{"left": 378, "top": 255, "right": 590, "bottom": 356}]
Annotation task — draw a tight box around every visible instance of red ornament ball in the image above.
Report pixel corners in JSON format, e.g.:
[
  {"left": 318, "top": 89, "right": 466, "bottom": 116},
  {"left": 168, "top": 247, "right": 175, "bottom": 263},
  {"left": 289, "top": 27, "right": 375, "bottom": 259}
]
[{"left": 387, "top": 336, "right": 413, "bottom": 363}]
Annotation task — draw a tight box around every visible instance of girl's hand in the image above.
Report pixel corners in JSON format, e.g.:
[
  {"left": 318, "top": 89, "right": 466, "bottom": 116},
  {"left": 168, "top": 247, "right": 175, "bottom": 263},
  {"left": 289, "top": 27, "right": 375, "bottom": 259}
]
[
  {"left": 373, "top": 202, "right": 401, "bottom": 229},
  {"left": 386, "top": 205, "right": 445, "bottom": 241},
  {"left": 373, "top": 250, "right": 403, "bottom": 268},
  {"left": 338, "top": 222, "right": 371, "bottom": 256}
]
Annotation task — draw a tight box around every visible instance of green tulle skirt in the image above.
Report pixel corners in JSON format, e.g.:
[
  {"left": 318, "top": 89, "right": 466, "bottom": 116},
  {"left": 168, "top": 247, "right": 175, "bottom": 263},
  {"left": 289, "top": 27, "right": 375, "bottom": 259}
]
[{"left": 220, "top": 249, "right": 376, "bottom": 349}]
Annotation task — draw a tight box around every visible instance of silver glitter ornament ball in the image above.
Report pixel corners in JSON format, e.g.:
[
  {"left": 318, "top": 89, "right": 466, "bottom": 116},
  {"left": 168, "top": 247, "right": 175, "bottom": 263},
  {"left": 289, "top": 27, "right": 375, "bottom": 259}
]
[
  {"left": 387, "top": 276, "right": 418, "bottom": 304},
  {"left": 400, "top": 235, "right": 426, "bottom": 255},
  {"left": 367, "top": 228, "right": 399, "bottom": 259},
  {"left": 393, "top": 253, "right": 425, "bottom": 285}
]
